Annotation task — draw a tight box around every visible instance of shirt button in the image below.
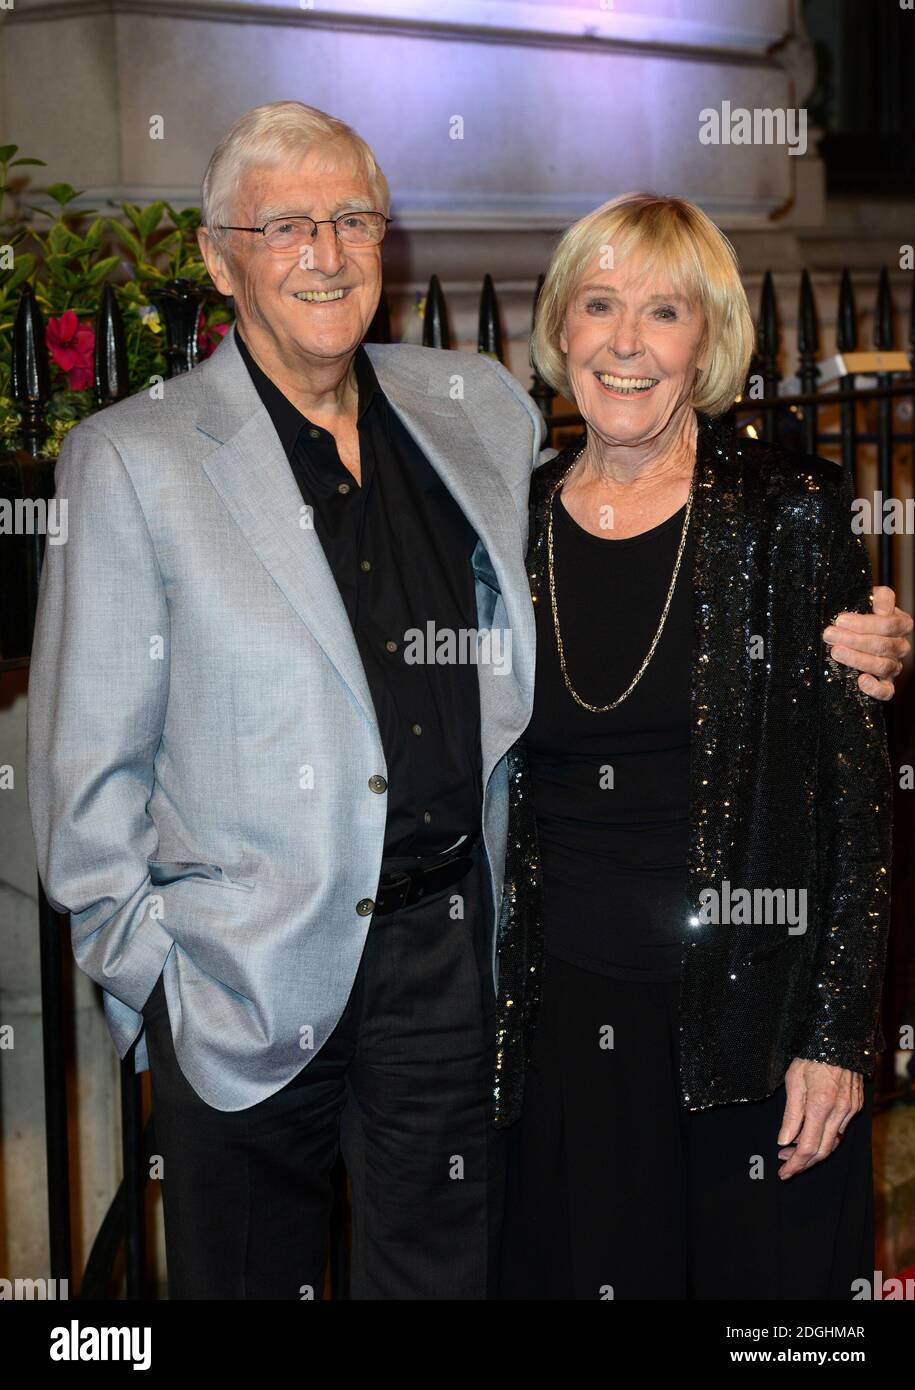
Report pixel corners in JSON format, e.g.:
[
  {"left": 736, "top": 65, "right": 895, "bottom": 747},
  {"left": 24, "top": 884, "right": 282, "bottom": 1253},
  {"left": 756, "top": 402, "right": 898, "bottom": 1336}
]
[
  {"left": 338, "top": 482, "right": 351, "bottom": 495},
  {"left": 423, "top": 811, "right": 432, "bottom": 824},
  {"left": 411, "top": 723, "right": 422, "bottom": 736},
  {"left": 308, "top": 427, "right": 321, "bottom": 439},
  {"left": 368, "top": 774, "right": 387, "bottom": 794},
  {"left": 360, "top": 559, "right": 372, "bottom": 572},
  {"left": 385, "top": 640, "right": 398, "bottom": 653},
  {"left": 356, "top": 898, "right": 375, "bottom": 916}
]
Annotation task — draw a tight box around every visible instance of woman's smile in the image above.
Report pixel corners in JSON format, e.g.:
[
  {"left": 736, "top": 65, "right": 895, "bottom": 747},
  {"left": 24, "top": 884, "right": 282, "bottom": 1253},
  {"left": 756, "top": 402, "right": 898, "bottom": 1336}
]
[{"left": 593, "top": 370, "right": 661, "bottom": 399}]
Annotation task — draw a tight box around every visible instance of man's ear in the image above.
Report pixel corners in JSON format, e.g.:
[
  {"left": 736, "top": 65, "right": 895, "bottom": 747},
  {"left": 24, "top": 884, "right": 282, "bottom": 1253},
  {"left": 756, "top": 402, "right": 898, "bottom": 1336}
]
[{"left": 197, "top": 227, "right": 234, "bottom": 298}]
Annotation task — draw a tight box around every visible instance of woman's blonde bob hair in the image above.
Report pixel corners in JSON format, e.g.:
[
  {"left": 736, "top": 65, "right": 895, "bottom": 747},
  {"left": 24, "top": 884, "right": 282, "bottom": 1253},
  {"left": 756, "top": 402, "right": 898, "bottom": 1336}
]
[
  {"left": 531, "top": 192, "right": 756, "bottom": 419},
  {"left": 201, "top": 100, "right": 390, "bottom": 250}
]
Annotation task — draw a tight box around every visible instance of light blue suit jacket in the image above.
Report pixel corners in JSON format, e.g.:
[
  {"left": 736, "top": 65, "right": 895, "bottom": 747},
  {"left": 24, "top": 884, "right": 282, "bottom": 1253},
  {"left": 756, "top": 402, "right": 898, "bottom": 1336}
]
[{"left": 26, "top": 324, "right": 546, "bottom": 1110}]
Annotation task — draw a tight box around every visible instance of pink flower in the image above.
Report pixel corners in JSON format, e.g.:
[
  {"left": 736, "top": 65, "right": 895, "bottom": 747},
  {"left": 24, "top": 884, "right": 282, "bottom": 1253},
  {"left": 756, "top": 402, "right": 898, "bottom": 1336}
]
[
  {"left": 46, "top": 310, "right": 95, "bottom": 391},
  {"left": 197, "top": 316, "right": 230, "bottom": 360}
]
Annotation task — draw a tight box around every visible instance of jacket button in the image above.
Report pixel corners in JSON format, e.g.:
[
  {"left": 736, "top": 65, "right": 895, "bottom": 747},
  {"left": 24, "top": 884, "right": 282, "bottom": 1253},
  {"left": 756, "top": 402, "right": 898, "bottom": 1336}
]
[
  {"left": 356, "top": 898, "right": 375, "bottom": 916},
  {"left": 368, "top": 774, "right": 387, "bottom": 793}
]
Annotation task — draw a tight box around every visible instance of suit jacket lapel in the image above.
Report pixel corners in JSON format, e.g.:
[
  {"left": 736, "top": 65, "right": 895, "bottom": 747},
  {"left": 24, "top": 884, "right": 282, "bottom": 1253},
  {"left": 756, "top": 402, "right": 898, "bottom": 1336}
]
[
  {"left": 194, "top": 325, "right": 377, "bottom": 726},
  {"left": 365, "top": 344, "right": 535, "bottom": 781}
]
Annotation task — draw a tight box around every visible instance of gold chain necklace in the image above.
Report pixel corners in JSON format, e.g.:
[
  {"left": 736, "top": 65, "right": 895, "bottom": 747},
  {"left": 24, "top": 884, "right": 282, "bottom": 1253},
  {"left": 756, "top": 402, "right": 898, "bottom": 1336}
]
[{"left": 547, "top": 442, "right": 695, "bottom": 713}]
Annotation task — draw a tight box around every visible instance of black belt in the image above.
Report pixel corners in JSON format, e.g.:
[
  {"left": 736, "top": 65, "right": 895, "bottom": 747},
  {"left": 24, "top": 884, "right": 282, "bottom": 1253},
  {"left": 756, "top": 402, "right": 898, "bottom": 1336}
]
[{"left": 373, "top": 832, "right": 479, "bottom": 916}]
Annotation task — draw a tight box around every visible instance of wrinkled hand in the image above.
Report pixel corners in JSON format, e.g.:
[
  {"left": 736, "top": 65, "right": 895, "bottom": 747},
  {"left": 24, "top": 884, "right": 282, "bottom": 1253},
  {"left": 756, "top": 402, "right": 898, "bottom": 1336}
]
[
  {"left": 823, "top": 586, "right": 912, "bottom": 700},
  {"left": 777, "top": 1058, "right": 864, "bottom": 1179}
]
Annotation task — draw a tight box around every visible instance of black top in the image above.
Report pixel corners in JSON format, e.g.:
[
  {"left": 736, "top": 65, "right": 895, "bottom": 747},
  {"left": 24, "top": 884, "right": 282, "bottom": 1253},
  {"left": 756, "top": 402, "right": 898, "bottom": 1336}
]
[
  {"left": 525, "top": 486, "right": 694, "bottom": 981},
  {"left": 235, "top": 329, "right": 483, "bottom": 856}
]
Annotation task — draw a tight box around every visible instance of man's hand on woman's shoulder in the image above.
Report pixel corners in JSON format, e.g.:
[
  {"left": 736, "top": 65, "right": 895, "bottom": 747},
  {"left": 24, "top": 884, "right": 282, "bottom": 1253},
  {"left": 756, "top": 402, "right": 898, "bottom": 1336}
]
[{"left": 823, "top": 585, "right": 912, "bottom": 700}]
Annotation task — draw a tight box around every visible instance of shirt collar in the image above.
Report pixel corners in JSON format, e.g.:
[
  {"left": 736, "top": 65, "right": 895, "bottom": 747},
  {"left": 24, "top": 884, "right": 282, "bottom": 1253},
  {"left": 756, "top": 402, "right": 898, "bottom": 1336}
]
[{"left": 234, "top": 326, "right": 385, "bottom": 458}]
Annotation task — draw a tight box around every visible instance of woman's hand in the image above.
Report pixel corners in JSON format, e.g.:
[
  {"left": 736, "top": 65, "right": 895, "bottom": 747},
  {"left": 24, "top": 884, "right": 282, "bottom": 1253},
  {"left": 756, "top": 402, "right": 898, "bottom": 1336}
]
[
  {"left": 823, "top": 585, "right": 912, "bottom": 700},
  {"left": 776, "top": 1059, "right": 864, "bottom": 1178}
]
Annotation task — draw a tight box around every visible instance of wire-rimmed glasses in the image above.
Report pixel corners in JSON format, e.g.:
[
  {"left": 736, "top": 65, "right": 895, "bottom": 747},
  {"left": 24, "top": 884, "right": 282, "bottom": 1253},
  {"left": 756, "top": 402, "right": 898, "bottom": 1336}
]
[{"left": 215, "top": 211, "right": 391, "bottom": 253}]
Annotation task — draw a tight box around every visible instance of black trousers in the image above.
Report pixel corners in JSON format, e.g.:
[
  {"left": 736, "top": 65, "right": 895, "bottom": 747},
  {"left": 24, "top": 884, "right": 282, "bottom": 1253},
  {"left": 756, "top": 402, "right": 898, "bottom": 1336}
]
[
  {"left": 141, "top": 842, "right": 504, "bottom": 1299},
  {"left": 500, "top": 952, "right": 875, "bottom": 1300}
]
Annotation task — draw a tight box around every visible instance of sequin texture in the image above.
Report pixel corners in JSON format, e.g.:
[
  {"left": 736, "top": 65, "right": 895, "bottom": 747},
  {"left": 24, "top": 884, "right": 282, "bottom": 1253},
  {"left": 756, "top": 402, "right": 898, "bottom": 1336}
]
[
  {"left": 493, "top": 410, "right": 893, "bottom": 1120},
  {"left": 493, "top": 737, "right": 544, "bottom": 1127}
]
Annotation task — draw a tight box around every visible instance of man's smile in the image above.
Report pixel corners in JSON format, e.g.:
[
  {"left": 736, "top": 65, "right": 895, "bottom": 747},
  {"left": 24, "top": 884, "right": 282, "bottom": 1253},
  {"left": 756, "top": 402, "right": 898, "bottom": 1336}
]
[{"left": 293, "top": 287, "right": 350, "bottom": 303}]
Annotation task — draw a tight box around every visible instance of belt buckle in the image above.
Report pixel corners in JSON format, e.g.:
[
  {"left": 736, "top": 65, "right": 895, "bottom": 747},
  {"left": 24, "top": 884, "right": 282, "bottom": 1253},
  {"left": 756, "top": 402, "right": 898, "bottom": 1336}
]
[
  {"left": 376, "top": 834, "right": 477, "bottom": 916},
  {"left": 377, "top": 869, "right": 412, "bottom": 914}
]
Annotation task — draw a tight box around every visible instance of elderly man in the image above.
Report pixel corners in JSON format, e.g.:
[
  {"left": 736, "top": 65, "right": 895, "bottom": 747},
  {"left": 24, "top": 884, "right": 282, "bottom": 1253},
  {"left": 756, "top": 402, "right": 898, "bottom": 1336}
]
[{"left": 26, "top": 101, "right": 910, "bottom": 1300}]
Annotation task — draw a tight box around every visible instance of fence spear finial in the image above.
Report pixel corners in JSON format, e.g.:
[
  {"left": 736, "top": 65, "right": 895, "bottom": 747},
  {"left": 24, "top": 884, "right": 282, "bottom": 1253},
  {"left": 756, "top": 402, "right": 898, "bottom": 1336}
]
[
  {"left": 421, "top": 274, "right": 450, "bottom": 350},
  {"left": 94, "top": 282, "right": 130, "bottom": 408},
  {"left": 477, "top": 274, "right": 503, "bottom": 361},
  {"left": 10, "top": 283, "right": 51, "bottom": 458}
]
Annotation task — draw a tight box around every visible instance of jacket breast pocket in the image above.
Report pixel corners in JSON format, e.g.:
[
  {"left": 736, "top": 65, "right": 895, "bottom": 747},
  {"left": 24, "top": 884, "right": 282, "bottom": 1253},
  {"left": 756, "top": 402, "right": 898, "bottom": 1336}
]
[{"left": 147, "top": 859, "right": 256, "bottom": 892}]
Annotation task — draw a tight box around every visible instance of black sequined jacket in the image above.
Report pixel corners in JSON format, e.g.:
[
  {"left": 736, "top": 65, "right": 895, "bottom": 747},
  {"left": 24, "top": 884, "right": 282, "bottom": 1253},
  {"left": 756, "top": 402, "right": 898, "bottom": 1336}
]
[{"left": 493, "top": 409, "right": 893, "bottom": 1125}]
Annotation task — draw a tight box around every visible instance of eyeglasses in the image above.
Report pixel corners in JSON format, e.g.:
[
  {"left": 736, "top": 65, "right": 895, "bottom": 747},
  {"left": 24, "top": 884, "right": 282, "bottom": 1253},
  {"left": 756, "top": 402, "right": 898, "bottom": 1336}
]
[{"left": 216, "top": 211, "right": 392, "bottom": 252}]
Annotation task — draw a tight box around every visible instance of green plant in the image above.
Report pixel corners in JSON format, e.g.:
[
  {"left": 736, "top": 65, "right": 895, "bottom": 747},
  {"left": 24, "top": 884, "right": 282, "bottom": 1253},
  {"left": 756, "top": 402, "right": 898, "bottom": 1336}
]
[{"left": 0, "top": 145, "right": 230, "bottom": 457}]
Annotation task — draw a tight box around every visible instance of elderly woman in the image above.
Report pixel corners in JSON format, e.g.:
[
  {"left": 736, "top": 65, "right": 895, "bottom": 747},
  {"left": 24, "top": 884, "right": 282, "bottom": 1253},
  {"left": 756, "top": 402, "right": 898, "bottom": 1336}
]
[{"left": 497, "top": 192, "right": 896, "bottom": 1300}]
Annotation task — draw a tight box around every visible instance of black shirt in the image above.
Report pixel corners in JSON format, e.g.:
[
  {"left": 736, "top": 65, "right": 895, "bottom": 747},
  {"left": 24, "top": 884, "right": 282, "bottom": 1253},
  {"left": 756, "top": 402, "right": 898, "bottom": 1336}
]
[
  {"left": 235, "top": 329, "right": 483, "bottom": 856},
  {"left": 525, "top": 491, "right": 694, "bottom": 981}
]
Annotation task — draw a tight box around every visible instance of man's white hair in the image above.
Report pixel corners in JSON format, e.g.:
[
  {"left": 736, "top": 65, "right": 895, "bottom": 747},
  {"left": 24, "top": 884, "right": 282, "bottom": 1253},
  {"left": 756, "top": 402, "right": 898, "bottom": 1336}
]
[{"left": 201, "top": 100, "right": 390, "bottom": 247}]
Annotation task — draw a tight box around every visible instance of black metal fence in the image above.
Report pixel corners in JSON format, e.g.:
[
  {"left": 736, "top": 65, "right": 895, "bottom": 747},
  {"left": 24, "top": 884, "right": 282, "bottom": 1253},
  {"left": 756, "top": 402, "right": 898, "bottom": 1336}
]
[{"left": 2, "top": 263, "right": 913, "bottom": 1298}]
